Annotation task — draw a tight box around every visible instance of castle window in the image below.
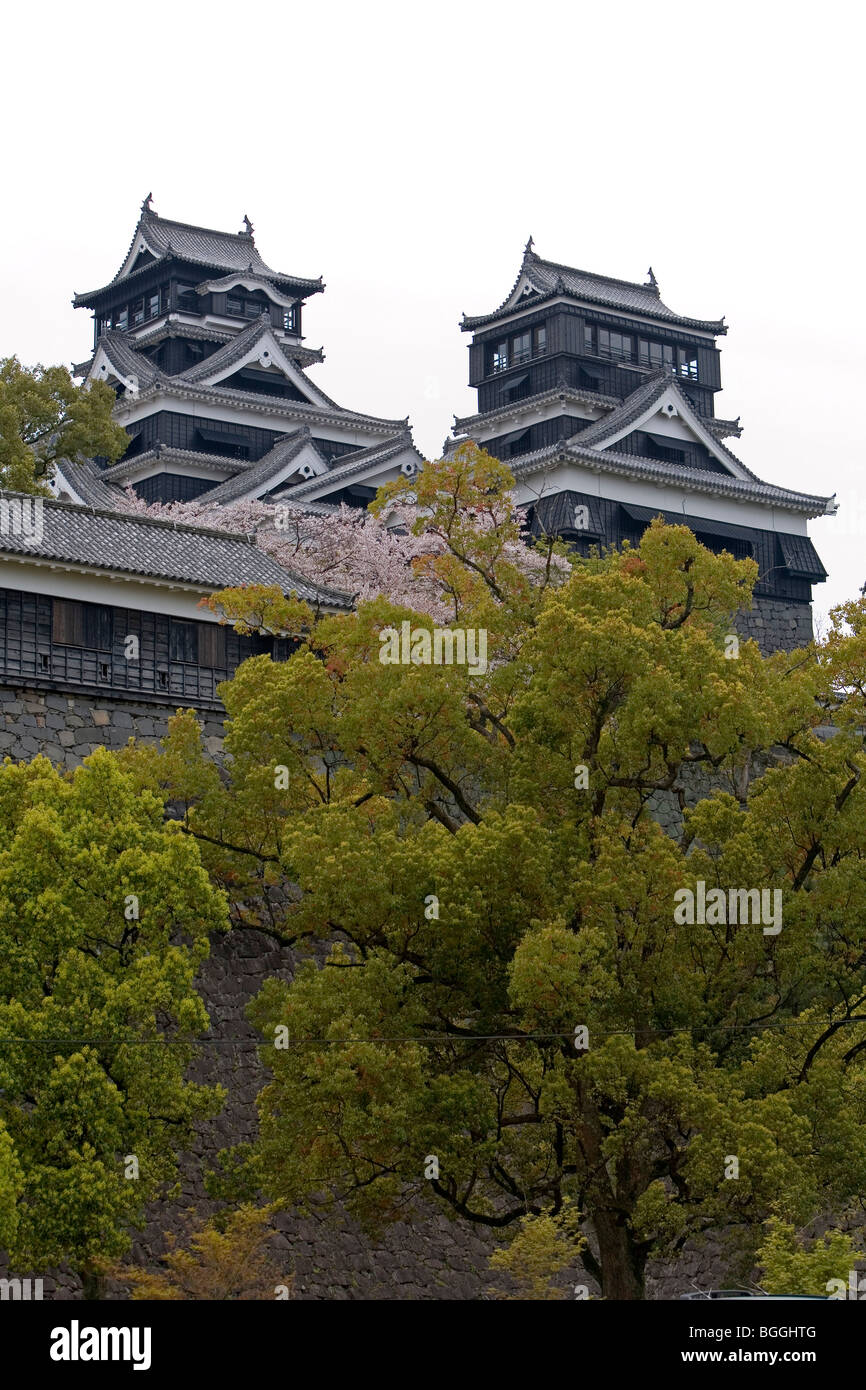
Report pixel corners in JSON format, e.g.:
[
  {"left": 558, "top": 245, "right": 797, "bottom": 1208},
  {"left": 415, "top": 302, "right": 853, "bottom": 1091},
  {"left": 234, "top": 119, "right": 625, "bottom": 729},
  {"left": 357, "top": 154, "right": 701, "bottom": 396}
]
[
  {"left": 678, "top": 349, "right": 699, "bottom": 381},
  {"left": 534, "top": 325, "right": 547, "bottom": 355},
  {"left": 512, "top": 332, "right": 531, "bottom": 365},
  {"left": 583, "top": 324, "right": 596, "bottom": 354},
  {"left": 116, "top": 307, "right": 129, "bottom": 331},
  {"left": 169, "top": 620, "right": 198, "bottom": 664},
  {"left": 492, "top": 341, "right": 509, "bottom": 373},
  {"left": 639, "top": 339, "right": 675, "bottom": 372},
  {"left": 52, "top": 600, "right": 113, "bottom": 650},
  {"left": 147, "top": 292, "right": 160, "bottom": 320},
  {"left": 283, "top": 306, "right": 296, "bottom": 333},
  {"left": 645, "top": 436, "right": 686, "bottom": 465},
  {"left": 199, "top": 624, "right": 227, "bottom": 668},
  {"left": 176, "top": 283, "right": 198, "bottom": 313},
  {"left": 598, "top": 329, "right": 633, "bottom": 362},
  {"left": 227, "top": 294, "right": 269, "bottom": 320},
  {"left": 131, "top": 298, "right": 145, "bottom": 327}
]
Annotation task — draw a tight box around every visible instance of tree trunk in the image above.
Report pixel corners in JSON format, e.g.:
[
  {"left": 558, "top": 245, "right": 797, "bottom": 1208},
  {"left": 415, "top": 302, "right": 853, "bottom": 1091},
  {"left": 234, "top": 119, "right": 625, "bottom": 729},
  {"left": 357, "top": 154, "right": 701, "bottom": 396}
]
[{"left": 593, "top": 1210, "right": 648, "bottom": 1299}]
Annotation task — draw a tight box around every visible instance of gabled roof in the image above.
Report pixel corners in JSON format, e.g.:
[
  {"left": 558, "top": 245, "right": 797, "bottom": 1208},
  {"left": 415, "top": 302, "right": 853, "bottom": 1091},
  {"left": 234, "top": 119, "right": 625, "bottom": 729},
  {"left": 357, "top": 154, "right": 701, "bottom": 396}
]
[
  {"left": 0, "top": 490, "right": 326, "bottom": 599},
  {"left": 73, "top": 198, "right": 324, "bottom": 307},
  {"left": 274, "top": 433, "right": 422, "bottom": 502},
  {"left": 181, "top": 315, "right": 333, "bottom": 405},
  {"left": 91, "top": 330, "right": 167, "bottom": 391},
  {"left": 575, "top": 375, "right": 761, "bottom": 482},
  {"left": 84, "top": 322, "right": 404, "bottom": 436},
  {"left": 462, "top": 243, "right": 725, "bottom": 334},
  {"left": 203, "top": 430, "right": 328, "bottom": 505}
]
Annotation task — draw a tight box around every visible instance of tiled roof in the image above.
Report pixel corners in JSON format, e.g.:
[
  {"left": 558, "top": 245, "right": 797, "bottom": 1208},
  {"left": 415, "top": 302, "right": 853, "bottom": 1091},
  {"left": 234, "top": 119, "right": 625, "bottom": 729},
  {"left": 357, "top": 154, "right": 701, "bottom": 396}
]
[
  {"left": 463, "top": 247, "right": 725, "bottom": 334},
  {"left": 101, "top": 448, "right": 239, "bottom": 485},
  {"left": 119, "top": 376, "right": 407, "bottom": 436},
  {"left": 180, "top": 315, "right": 277, "bottom": 383},
  {"left": 52, "top": 457, "right": 127, "bottom": 508},
  {"left": 74, "top": 205, "right": 324, "bottom": 305},
  {"left": 278, "top": 433, "right": 421, "bottom": 501},
  {"left": 575, "top": 375, "right": 762, "bottom": 483},
  {"left": 94, "top": 331, "right": 167, "bottom": 390},
  {"left": 204, "top": 430, "right": 326, "bottom": 505},
  {"left": 0, "top": 490, "right": 321, "bottom": 597},
  {"left": 501, "top": 437, "right": 834, "bottom": 517},
  {"left": 453, "top": 383, "right": 619, "bottom": 432},
  {"left": 179, "top": 316, "right": 336, "bottom": 401}
]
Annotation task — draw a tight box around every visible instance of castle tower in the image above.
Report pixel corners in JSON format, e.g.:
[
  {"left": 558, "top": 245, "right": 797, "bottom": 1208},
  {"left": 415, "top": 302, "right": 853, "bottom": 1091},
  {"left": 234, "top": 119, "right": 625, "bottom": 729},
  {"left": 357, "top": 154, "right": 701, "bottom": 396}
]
[
  {"left": 63, "top": 196, "right": 420, "bottom": 508},
  {"left": 453, "top": 242, "right": 834, "bottom": 652}
]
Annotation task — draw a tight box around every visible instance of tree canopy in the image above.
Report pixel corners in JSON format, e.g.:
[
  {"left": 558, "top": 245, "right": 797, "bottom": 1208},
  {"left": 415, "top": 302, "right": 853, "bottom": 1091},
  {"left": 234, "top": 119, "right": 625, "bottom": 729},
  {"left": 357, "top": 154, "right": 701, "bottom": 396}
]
[
  {"left": 0, "top": 751, "right": 228, "bottom": 1274},
  {"left": 0, "top": 356, "right": 128, "bottom": 494},
  {"left": 125, "top": 445, "right": 866, "bottom": 1299}
]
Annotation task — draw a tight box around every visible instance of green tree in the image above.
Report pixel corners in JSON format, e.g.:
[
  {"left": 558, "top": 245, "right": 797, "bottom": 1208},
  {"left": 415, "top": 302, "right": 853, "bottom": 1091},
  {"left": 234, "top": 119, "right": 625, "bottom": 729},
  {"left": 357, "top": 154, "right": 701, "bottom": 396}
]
[
  {"left": 103, "top": 1205, "right": 293, "bottom": 1300},
  {"left": 488, "top": 1200, "right": 585, "bottom": 1300},
  {"left": 0, "top": 750, "right": 228, "bottom": 1279},
  {"left": 0, "top": 356, "right": 128, "bottom": 494},
  {"left": 756, "top": 1217, "right": 863, "bottom": 1297},
  {"left": 140, "top": 447, "right": 866, "bottom": 1299}
]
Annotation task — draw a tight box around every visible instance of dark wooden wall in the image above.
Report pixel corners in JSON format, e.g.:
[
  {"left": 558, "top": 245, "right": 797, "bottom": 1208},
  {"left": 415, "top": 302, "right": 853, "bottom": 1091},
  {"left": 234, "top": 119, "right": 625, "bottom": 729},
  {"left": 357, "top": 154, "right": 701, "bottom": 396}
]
[{"left": 0, "top": 589, "right": 292, "bottom": 707}]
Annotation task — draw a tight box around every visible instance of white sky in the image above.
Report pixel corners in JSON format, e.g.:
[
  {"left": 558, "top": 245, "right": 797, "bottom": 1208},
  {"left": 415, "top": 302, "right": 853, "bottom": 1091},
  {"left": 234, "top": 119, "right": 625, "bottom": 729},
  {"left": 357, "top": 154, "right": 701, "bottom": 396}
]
[{"left": 2, "top": 0, "right": 863, "bottom": 624}]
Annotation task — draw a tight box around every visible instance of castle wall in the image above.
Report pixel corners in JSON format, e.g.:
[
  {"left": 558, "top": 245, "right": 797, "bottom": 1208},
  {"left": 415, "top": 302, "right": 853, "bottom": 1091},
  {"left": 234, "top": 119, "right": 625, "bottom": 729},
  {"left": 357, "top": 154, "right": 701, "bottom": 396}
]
[{"left": 733, "top": 596, "right": 814, "bottom": 655}]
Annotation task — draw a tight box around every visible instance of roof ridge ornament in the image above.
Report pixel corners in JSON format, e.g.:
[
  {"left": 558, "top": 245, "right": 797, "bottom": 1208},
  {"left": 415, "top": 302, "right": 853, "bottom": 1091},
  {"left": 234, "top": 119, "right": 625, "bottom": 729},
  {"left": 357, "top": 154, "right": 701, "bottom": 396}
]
[
  {"left": 242, "top": 214, "right": 254, "bottom": 237},
  {"left": 141, "top": 192, "right": 154, "bottom": 217},
  {"left": 645, "top": 265, "right": 659, "bottom": 292},
  {"left": 523, "top": 235, "right": 535, "bottom": 261}
]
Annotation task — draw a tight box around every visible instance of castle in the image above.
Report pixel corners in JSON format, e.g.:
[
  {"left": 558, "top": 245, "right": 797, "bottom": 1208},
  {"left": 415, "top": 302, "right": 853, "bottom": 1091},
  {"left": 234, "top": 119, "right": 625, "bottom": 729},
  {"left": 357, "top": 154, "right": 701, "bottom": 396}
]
[
  {"left": 0, "top": 203, "right": 843, "bottom": 1300},
  {"left": 0, "top": 201, "right": 835, "bottom": 749}
]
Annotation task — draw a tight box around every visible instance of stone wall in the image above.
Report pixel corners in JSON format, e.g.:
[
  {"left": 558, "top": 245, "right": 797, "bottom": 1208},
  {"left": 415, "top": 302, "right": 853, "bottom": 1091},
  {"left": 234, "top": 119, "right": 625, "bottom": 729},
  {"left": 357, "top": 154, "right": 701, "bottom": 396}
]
[
  {"left": 733, "top": 596, "right": 814, "bottom": 656},
  {"left": 0, "top": 684, "right": 224, "bottom": 769}
]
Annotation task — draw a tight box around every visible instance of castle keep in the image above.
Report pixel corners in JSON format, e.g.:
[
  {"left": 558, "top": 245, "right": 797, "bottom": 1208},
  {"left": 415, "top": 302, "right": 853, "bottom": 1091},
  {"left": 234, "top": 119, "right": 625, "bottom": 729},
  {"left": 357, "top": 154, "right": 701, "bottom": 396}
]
[
  {"left": 453, "top": 241, "right": 834, "bottom": 652},
  {"left": 0, "top": 206, "right": 836, "bottom": 744}
]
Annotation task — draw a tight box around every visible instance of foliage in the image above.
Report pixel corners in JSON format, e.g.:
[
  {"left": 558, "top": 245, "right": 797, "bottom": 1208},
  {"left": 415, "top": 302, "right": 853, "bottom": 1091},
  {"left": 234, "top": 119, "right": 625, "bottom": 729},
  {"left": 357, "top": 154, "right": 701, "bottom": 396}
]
[
  {"left": 0, "top": 357, "right": 127, "bottom": 494},
  {"left": 104, "top": 1205, "right": 293, "bottom": 1300},
  {"left": 488, "top": 1200, "right": 585, "bottom": 1299},
  {"left": 0, "top": 750, "right": 229, "bottom": 1271},
  {"left": 117, "top": 441, "right": 569, "bottom": 620},
  {"left": 755, "top": 1217, "right": 864, "bottom": 1297},
  {"left": 118, "top": 446, "right": 866, "bottom": 1299}
]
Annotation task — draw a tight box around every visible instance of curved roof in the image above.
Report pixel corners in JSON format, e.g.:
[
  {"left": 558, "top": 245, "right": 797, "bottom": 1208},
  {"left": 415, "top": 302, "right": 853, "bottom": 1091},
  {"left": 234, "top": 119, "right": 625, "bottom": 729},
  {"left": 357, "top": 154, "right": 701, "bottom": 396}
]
[
  {"left": 74, "top": 202, "right": 324, "bottom": 307},
  {"left": 462, "top": 245, "right": 725, "bottom": 334}
]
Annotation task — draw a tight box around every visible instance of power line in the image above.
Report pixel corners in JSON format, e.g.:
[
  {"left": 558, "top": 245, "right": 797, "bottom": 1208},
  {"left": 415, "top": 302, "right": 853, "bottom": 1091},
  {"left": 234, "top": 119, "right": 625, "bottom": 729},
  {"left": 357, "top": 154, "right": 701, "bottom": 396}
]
[{"left": 0, "top": 1016, "right": 865, "bottom": 1048}]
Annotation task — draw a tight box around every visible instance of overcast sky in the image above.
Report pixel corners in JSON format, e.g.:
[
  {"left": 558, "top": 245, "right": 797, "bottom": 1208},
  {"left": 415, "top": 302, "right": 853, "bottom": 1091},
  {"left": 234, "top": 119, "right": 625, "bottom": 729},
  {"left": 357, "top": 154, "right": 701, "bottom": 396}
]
[{"left": 2, "top": 0, "right": 862, "bottom": 624}]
